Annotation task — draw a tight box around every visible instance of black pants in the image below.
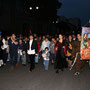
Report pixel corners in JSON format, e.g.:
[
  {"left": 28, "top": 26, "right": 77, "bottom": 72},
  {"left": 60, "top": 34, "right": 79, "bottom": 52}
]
[
  {"left": 0, "top": 49, "right": 3, "bottom": 60},
  {"left": 3, "top": 49, "right": 8, "bottom": 64},
  {"left": 29, "top": 54, "right": 35, "bottom": 71}
]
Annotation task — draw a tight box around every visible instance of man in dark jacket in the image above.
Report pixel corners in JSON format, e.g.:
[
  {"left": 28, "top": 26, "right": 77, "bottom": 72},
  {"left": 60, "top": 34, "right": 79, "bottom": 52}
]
[
  {"left": 26, "top": 34, "right": 38, "bottom": 72},
  {"left": 8, "top": 34, "right": 18, "bottom": 72}
]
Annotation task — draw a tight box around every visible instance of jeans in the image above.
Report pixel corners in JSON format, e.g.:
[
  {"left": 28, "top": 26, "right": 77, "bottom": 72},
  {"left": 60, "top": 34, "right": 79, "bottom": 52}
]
[
  {"left": 10, "top": 52, "right": 18, "bottom": 66},
  {"left": 35, "top": 55, "right": 39, "bottom": 63},
  {"left": 50, "top": 53, "right": 55, "bottom": 61},
  {"left": 7, "top": 53, "right": 10, "bottom": 61},
  {"left": 22, "top": 54, "right": 26, "bottom": 65},
  {"left": 38, "top": 51, "right": 42, "bottom": 59},
  {"left": 44, "top": 60, "right": 49, "bottom": 70},
  {"left": 17, "top": 53, "right": 23, "bottom": 64}
]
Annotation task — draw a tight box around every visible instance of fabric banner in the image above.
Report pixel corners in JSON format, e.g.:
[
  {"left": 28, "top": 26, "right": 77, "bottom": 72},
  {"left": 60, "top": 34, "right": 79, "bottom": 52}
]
[{"left": 81, "top": 27, "right": 90, "bottom": 60}]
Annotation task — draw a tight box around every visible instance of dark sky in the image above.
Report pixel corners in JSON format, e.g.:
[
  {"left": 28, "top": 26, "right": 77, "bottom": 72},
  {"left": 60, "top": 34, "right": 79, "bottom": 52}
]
[{"left": 57, "top": 0, "right": 90, "bottom": 26}]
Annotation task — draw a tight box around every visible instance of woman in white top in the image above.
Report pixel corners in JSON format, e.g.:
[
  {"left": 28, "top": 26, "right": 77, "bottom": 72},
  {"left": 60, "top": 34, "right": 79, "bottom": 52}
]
[{"left": 2, "top": 37, "right": 9, "bottom": 65}]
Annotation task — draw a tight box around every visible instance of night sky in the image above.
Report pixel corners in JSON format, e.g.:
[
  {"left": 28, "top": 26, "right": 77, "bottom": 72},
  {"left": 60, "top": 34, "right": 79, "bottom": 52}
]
[{"left": 57, "top": 0, "right": 90, "bottom": 26}]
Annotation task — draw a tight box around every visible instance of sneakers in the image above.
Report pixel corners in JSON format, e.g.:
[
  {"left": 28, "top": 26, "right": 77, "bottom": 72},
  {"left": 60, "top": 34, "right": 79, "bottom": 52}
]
[
  {"left": 56, "top": 70, "right": 59, "bottom": 73},
  {"left": 3, "top": 63, "right": 6, "bottom": 66},
  {"left": 9, "top": 70, "right": 14, "bottom": 72},
  {"left": 22, "top": 64, "right": 26, "bottom": 66},
  {"left": 15, "top": 64, "right": 19, "bottom": 68},
  {"left": 29, "top": 69, "right": 32, "bottom": 72},
  {"left": 0, "top": 60, "right": 3, "bottom": 67},
  {"left": 74, "top": 72, "right": 80, "bottom": 76},
  {"left": 7, "top": 59, "right": 10, "bottom": 62},
  {"left": 61, "top": 68, "right": 64, "bottom": 72}
]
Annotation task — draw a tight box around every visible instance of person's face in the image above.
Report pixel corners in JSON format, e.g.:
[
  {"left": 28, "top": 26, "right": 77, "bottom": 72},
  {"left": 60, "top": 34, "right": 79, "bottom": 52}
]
[
  {"left": 72, "top": 35, "right": 75, "bottom": 38},
  {"left": 69, "top": 36, "right": 72, "bottom": 41},
  {"left": 19, "top": 40, "right": 22, "bottom": 44},
  {"left": 77, "top": 34, "right": 81, "bottom": 40},
  {"left": 45, "top": 49, "right": 48, "bottom": 52},
  {"left": 52, "top": 38, "right": 55, "bottom": 42},
  {"left": 57, "top": 38, "right": 59, "bottom": 41},
  {"left": 45, "top": 38, "right": 48, "bottom": 42},
  {"left": 43, "top": 36, "right": 45, "bottom": 40},
  {"left": 25, "top": 37, "right": 28, "bottom": 41},
  {"left": 12, "top": 34, "right": 16, "bottom": 39},
  {"left": 59, "top": 34, "right": 63, "bottom": 40},
  {"left": 34, "top": 38, "right": 37, "bottom": 41},
  {"left": 39, "top": 37, "right": 41, "bottom": 40},
  {"left": 34, "top": 34, "right": 37, "bottom": 37},
  {"left": 29, "top": 35, "right": 33, "bottom": 40},
  {"left": 46, "top": 34, "right": 49, "bottom": 38}
]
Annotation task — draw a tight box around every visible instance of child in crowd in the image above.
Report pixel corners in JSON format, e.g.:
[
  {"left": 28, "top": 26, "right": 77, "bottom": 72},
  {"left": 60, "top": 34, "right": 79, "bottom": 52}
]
[{"left": 42, "top": 47, "right": 50, "bottom": 70}]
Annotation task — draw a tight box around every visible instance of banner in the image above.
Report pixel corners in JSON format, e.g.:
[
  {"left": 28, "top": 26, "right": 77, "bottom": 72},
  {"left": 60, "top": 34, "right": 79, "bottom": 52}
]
[{"left": 81, "top": 27, "right": 90, "bottom": 60}]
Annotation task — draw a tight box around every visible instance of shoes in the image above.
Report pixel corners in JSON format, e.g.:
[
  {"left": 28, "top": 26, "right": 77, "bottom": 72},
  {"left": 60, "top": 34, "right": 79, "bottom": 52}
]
[
  {"left": 51, "top": 63, "right": 54, "bottom": 65},
  {"left": 3, "top": 63, "right": 6, "bottom": 66},
  {"left": 22, "top": 64, "right": 26, "bottom": 66},
  {"left": 56, "top": 70, "right": 59, "bottom": 73},
  {"left": 7, "top": 59, "right": 10, "bottom": 62},
  {"left": 29, "top": 70, "right": 32, "bottom": 72},
  {"left": 29, "top": 68, "right": 32, "bottom": 72},
  {"left": 35, "top": 63, "right": 38, "bottom": 64},
  {"left": 9, "top": 70, "right": 13, "bottom": 72},
  {"left": 15, "top": 64, "right": 19, "bottom": 68},
  {"left": 0, "top": 60, "right": 3, "bottom": 66},
  {"left": 74, "top": 72, "right": 80, "bottom": 76},
  {"left": 61, "top": 68, "right": 64, "bottom": 72}
]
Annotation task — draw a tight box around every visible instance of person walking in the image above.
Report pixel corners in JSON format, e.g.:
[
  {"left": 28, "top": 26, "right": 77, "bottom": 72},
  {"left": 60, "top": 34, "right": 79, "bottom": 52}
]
[
  {"left": 26, "top": 34, "right": 38, "bottom": 72},
  {"left": 8, "top": 34, "right": 18, "bottom": 72},
  {"left": 55, "top": 34, "right": 68, "bottom": 73}
]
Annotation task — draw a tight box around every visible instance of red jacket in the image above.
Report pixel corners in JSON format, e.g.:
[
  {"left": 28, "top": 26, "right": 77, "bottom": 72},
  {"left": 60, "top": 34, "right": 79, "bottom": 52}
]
[{"left": 37, "top": 41, "right": 40, "bottom": 53}]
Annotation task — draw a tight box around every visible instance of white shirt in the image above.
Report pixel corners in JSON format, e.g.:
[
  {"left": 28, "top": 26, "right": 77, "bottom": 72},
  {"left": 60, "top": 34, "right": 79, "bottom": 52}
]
[
  {"left": 43, "top": 51, "right": 50, "bottom": 61},
  {"left": 27, "top": 39, "right": 35, "bottom": 55},
  {"left": 41, "top": 40, "right": 50, "bottom": 51},
  {"left": 2, "top": 39, "right": 8, "bottom": 50}
]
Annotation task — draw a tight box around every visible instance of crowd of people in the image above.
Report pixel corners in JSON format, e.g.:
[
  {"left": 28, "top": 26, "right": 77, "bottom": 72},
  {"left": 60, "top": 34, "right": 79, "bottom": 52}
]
[{"left": 0, "top": 33, "right": 90, "bottom": 75}]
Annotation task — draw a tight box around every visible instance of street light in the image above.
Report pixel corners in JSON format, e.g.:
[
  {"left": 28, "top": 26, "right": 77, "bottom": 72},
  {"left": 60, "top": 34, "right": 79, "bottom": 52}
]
[
  {"left": 36, "top": 6, "right": 39, "bottom": 10},
  {"left": 56, "top": 21, "right": 58, "bottom": 23},
  {"left": 53, "top": 21, "right": 55, "bottom": 23},
  {"left": 29, "top": 7, "right": 32, "bottom": 10}
]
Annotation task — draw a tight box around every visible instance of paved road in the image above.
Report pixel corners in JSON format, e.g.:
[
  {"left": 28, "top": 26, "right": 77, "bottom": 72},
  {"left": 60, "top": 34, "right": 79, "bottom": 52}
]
[{"left": 0, "top": 61, "right": 90, "bottom": 90}]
